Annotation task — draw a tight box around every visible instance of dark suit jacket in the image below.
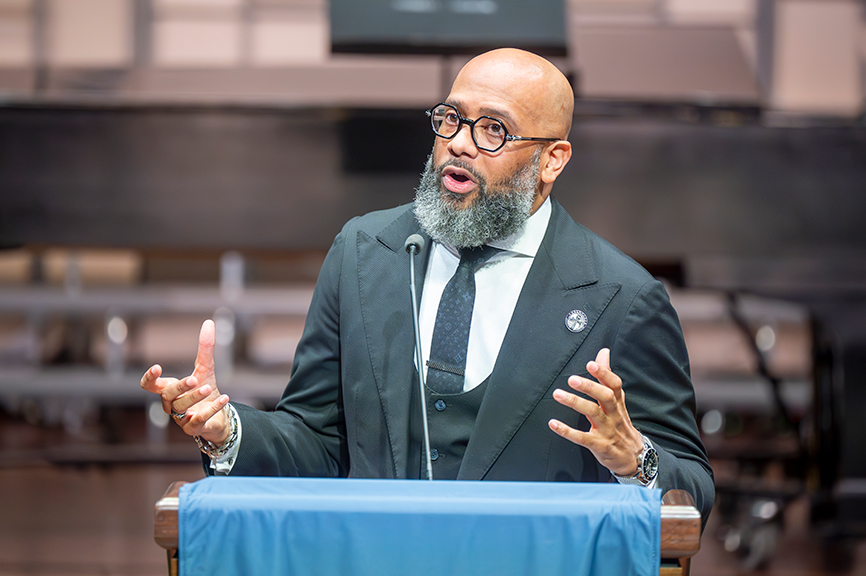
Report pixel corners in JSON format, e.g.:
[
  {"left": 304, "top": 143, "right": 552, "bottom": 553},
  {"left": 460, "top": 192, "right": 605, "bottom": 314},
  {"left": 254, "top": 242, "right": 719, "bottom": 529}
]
[{"left": 222, "top": 198, "right": 714, "bottom": 522}]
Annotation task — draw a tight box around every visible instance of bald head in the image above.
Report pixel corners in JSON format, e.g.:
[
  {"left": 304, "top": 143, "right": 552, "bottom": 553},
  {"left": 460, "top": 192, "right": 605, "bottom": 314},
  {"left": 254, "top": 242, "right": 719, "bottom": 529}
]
[
  {"left": 435, "top": 48, "right": 575, "bottom": 214},
  {"left": 452, "top": 48, "right": 574, "bottom": 139}
]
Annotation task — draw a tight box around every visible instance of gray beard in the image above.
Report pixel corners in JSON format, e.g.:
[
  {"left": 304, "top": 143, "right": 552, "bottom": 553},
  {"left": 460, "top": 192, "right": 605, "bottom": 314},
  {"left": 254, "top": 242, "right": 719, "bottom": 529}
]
[{"left": 413, "top": 148, "right": 542, "bottom": 249}]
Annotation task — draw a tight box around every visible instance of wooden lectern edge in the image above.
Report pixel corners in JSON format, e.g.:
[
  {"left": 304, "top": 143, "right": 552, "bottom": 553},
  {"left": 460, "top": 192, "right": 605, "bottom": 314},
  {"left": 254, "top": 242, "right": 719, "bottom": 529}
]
[
  {"left": 660, "top": 489, "right": 702, "bottom": 558},
  {"left": 154, "top": 481, "right": 187, "bottom": 550},
  {"left": 154, "top": 482, "right": 701, "bottom": 558}
]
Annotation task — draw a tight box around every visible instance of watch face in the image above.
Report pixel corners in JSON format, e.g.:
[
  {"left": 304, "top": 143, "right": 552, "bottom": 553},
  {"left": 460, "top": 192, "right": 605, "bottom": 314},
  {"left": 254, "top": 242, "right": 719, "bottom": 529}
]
[{"left": 642, "top": 448, "right": 659, "bottom": 480}]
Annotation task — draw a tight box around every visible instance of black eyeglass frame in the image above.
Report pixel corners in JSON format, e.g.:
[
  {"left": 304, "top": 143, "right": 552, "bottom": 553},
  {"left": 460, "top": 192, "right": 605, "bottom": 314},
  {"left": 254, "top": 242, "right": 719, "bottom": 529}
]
[{"left": 426, "top": 103, "right": 561, "bottom": 153}]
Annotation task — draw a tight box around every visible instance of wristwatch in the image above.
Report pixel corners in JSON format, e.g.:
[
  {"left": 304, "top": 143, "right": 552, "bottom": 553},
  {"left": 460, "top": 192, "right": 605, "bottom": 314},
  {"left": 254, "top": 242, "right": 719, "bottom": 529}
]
[{"left": 613, "top": 434, "right": 659, "bottom": 486}]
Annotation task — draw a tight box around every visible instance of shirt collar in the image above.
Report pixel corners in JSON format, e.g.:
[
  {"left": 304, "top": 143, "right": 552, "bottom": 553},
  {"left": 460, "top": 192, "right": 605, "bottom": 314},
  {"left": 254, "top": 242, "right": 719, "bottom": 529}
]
[{"left": 488, "top": 195, "right": 551, "bottom": 257}]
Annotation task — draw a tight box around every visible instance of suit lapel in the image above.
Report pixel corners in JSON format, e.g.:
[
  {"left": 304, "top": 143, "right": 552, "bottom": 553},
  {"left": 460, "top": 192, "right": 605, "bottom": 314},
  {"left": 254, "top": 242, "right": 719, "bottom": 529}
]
[
  {"left": 356, "top": 206, "right": 430, "bottom": 478},
  {"left": 458, "top": 199, "right": 621, "bottom": 480}
]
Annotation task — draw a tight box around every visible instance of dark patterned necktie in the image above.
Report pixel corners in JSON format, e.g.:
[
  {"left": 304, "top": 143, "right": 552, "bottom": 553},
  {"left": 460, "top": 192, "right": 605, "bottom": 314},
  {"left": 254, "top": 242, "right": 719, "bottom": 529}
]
[{"left": 426, "top": 245, "right": 499, "bottom": 394}]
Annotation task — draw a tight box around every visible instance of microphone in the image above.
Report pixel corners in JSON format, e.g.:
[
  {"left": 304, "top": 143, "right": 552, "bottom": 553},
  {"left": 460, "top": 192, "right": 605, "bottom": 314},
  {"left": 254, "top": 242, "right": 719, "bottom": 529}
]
[
  {"left": 404, "top": 234, "right": 425, "bottom": 255},
  {"left": 405, "top": 234, "right": 434, "bottom": 481}
]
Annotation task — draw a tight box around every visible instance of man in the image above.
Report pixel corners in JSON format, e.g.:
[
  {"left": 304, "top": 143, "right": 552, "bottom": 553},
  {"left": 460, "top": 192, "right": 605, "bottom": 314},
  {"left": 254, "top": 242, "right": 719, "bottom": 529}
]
[{"left": 142, "top": 48, "right": 714, "bottom": 523}]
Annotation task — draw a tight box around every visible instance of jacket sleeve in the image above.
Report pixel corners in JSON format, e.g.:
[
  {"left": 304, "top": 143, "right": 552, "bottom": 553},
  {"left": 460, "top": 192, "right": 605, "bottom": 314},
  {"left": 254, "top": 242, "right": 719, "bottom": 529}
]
[
  {"left": 220, "top": 228, "right": 351, "bottom": 477},
  {"left": 610, "top": 279, "right": 715, "bottom": 526}
]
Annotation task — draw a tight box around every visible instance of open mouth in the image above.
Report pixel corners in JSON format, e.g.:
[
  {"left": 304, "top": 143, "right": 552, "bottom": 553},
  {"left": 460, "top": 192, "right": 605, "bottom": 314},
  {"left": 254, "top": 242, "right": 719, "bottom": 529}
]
[{"left": 441, "top": 167, "right": 477, "bottom": 195}]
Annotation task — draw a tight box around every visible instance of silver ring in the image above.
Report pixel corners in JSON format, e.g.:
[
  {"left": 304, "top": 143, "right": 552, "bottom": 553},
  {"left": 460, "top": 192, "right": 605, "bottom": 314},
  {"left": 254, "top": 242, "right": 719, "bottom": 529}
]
[{"left": 171, "top": 411, "right": 187, "bottom": 421}]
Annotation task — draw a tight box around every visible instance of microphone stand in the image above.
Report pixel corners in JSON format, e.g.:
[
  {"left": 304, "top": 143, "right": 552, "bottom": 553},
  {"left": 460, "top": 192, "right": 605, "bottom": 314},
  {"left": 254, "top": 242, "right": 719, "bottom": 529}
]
[{"left": 406, "top": 236, "right": 434, "bottom": 481}]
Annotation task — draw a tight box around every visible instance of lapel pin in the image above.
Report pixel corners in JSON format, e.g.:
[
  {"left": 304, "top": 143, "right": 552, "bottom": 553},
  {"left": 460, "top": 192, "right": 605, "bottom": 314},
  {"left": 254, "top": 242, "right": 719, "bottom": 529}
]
[{"left": 565, "top": 309, "right": 588, "bottom": 333}]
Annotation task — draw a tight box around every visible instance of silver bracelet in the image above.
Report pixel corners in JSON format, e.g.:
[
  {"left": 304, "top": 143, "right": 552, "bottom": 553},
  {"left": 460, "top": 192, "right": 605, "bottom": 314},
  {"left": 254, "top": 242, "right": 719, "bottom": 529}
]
[{"left": 194, "top": 405, "right": 238, "bottom": 459}]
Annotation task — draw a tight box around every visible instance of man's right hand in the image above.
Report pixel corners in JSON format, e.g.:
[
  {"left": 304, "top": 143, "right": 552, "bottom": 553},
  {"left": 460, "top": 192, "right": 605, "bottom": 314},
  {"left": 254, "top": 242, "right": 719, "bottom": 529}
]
[{"left": 140, "top": 319, "right": 232, "bottom": 445}]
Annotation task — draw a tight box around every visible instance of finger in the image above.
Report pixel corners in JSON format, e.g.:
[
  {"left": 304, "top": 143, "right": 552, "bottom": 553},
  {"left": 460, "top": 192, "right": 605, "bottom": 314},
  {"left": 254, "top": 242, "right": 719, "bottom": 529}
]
[
  {"left": 185, "top": 394, "right": 230, "bottom": 436},
  {"left": 172, "top": 382, "right": 215, "bottom": 415},
  {"left": 586, "top": 352, "right": 623, "bottom": 396},
  {"left": 194, "top": 319, "right": 216, "bottom": 374},
  {"left": 566, "top": 375, "right": 618, "bottom": 414},
  {"left": 548, "top": 418, "right": 594, "bottom": 448},
  {"left": 141, "top": 365, "right": 182, "bottom": 415},
  {"left": 140, "top": 365, "right": 197, "bottom": 399},
  {"left": 140, "top": 365, "right": 163, "bottom": 392},
  {"left": 595, "top": 348, "right": 611, "bottom": 370},
  {"left": 161, "top": 375, "right": 198, "bottom": 414},
  {"left": 553, "top": 388, "right": 606, "bottom": 426},
  {"left": 165, "top": 375, "right": 197, "bottom": 400}
]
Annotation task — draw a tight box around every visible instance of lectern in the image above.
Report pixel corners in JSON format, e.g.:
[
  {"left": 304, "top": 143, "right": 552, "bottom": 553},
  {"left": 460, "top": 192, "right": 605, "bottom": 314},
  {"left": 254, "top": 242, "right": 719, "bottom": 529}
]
[{"left": 155, "top": 478, "right": 700, "bottom": 576}]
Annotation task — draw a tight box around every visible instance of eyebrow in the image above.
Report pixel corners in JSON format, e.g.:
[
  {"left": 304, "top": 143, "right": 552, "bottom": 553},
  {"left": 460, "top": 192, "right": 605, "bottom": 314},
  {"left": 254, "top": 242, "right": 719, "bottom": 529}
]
[{"left": 445, "top": 99, "right": 519, "bottom": 130}]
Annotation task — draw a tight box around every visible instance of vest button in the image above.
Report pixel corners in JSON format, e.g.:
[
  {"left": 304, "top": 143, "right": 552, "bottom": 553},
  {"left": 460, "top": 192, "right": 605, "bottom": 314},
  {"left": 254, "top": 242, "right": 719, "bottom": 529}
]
[
  {"left": 430, "top": 448, "right": 439, "bottom": 461},
  {"left": 434, "top": 399, "right": 447, "bottom": 412}
]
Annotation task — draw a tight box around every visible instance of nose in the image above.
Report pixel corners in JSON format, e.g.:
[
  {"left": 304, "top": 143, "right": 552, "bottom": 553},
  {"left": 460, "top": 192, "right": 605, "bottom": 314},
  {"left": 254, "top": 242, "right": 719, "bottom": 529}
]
[{"left": 445, "top": 122, "right": 479, "bottom": 159}]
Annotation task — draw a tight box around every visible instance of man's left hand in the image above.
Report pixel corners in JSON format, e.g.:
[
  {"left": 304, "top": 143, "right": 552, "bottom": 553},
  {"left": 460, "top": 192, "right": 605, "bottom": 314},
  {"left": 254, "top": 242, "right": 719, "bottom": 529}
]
[{"left": 548, "top": 348, "right": 644, "bottom": 477}]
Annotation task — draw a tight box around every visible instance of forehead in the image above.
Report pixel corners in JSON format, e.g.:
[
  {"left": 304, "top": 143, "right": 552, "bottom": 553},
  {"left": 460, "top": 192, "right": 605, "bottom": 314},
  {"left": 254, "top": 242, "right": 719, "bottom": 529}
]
[{"left": 446, "top": 59, "right": 545, "bottom": 130}]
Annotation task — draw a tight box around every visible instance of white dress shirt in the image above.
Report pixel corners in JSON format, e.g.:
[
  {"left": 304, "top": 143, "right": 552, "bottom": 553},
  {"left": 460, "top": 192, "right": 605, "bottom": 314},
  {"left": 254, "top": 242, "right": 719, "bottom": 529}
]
[{"left": 417, "top": 197, "right": 551, "bottom": 391}]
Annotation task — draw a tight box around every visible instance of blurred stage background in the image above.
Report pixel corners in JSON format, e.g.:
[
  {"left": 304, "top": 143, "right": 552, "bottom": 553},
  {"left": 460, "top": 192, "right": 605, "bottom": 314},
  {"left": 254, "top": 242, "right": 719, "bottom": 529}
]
[{"left": 1, "top": 0, "right": 866, "bottom": 574}]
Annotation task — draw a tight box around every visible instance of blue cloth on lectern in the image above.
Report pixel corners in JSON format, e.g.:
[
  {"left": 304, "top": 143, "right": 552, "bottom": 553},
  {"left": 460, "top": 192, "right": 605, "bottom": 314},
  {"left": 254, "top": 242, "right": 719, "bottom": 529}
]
[{"left": 179, "top": 477, "right": 661, "bottom": 576}]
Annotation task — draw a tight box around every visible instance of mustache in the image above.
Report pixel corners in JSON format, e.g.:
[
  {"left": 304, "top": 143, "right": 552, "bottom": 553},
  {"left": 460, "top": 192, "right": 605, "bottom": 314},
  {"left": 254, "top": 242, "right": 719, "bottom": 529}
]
[{"left": 434, "top": 159, "right": 487, "bottom": 190}]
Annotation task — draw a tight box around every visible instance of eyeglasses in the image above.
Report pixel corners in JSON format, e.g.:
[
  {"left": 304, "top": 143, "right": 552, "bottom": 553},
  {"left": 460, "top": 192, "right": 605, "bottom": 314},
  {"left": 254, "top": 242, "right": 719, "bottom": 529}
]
[{"left": 426, "top": 103, "right": 561, "bottom": 153}]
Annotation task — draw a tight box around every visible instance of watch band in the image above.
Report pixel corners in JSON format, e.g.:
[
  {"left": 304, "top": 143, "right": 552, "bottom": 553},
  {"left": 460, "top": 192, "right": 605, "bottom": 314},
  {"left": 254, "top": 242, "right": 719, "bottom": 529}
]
[
  {"left": 612, "top": 434, "right": 658, "bottom": 487},
  {"left": 194, "top": 405, "right": 238, "bottom": 459}
]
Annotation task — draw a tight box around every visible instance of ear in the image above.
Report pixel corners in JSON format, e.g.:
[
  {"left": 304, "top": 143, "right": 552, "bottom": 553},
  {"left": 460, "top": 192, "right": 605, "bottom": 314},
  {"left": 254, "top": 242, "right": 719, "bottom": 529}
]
[{"left": 540, "top": 140, "right": 572, "bottom": 184}]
